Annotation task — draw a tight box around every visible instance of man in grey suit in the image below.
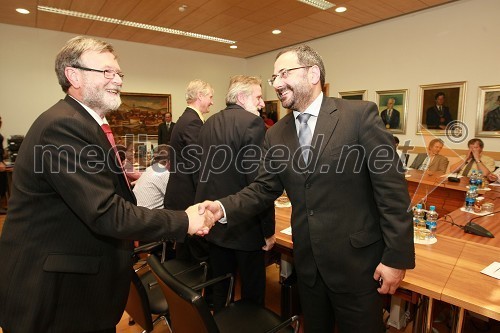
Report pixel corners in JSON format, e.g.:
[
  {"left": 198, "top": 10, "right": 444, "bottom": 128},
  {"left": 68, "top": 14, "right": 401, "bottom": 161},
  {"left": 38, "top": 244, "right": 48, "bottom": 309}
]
[
  {"left": 200, "top": 45, "right": 415, "bottom": 332},
  {"left": 0, "top": 36, "right": 212, "bottom": 333}
]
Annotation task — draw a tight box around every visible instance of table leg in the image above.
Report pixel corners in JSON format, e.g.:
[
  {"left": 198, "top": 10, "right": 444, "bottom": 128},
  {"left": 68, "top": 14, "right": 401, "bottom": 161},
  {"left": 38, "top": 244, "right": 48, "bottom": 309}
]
[{"left": 450, "top": 307, "right": 465, "bottom": 333}]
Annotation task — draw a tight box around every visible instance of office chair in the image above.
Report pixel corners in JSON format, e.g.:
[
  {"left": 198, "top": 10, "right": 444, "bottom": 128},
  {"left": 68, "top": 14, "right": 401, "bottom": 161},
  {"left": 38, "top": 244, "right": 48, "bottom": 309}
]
[
  {"left": 125, "top": 242, "right": 208, "bottom": 333},
  {"left": 147, "top": 253, "right": 299, "bottom": 333}
]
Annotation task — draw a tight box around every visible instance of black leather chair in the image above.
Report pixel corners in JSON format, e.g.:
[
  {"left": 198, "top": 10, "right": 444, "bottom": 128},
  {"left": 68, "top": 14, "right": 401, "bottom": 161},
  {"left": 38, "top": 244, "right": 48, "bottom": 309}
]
[
  {"left": 125, "top": 242, "right": 208, "bottom": 333},
  {"left": 147, "top": 254, "right": 299, "bottom": 333}
]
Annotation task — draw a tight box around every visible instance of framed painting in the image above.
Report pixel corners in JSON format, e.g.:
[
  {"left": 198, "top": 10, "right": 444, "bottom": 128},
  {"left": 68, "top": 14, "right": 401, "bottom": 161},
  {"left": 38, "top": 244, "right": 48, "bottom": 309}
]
[
  {"left": 338, "top": 90, "right": 367, "bottom": 100},
  {"left": 322, "top": 83, "right": 330, "bottom": 97},
  {"left": 376, "top": 89, "right": 408, "bottom": 134},
  {"left": 108, "top": 92, "right": 171, "bottom": 138},
  {"left": 476, "top": 85, "right": 500, "bottom": 137},
  {"left": 417, "top": 81, "right": 466, "bottom": 135},
  {"left": 263, "top": 100, "right": 280, "bottom": 124}
]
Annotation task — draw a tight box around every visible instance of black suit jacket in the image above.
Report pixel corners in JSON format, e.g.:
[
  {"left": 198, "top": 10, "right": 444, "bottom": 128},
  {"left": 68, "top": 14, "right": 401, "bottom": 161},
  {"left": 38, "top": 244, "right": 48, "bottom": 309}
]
[
  {"left": 0, "top": 96, "right": 189, "bottom": 332},
  {"left": 195, "top": 104, "right": 275, "bottom": 251},
  {"left": 426, "top": 105, "right": 452, "bottom": 129},
  {"left": 380, "top": 108, "right": 400, "bottom": 129},
  {"left": 220, "top": 96, "right": 415, "bottom": 292},
  {"left": 164, "top": 107, "right": 203, "bottom": 210},
  {"left": 158, "top": 121, "right": 175, "bottom": 145}
]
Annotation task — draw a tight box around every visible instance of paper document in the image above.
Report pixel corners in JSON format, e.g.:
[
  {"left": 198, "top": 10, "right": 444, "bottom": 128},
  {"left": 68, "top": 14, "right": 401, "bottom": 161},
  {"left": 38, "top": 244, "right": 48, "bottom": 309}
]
[
  {"left": 441, "top": 173, "right": 464, "bottom": 178},
  {"left": 280, "top": 226, "right": 292, "bottom": 235},
  {"left": 481, "top": 262, "right": 500, "bottom": 280}
]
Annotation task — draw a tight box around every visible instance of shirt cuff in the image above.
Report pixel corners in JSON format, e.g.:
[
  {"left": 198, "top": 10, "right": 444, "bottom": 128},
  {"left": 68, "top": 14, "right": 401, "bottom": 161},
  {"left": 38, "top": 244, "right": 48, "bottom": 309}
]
[{"left": 215, "top": 200, "right": 228, "bottom": 224}]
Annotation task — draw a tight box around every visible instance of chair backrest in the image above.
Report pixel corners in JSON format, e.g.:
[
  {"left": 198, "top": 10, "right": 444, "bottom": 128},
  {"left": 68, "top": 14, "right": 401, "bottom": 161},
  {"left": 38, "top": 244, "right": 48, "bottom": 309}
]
[
  {"left": 147, "top": 254, "right": 219, "bottom": 333},
  {"left": 125, "top": 269, "right": 154, "bottom": 332}
]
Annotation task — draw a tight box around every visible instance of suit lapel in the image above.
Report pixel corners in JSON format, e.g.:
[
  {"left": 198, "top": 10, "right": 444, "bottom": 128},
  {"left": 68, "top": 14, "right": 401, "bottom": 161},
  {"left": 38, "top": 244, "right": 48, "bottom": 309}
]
[
  {"left": 306, "top": 97, "right": 339, "bottom": 177},
  {"left": 282, "top": 115, "right": 303, "bottom": 173}
]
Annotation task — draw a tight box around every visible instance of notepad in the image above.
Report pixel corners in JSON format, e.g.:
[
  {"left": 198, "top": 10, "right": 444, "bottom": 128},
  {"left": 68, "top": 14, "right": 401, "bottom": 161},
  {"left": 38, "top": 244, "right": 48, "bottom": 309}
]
[
  {"left": 280, "top": 227, "right": 292, "bottom": 235},
  {"left": 480, "top": 262, "right": 500, "bottom": 280}
]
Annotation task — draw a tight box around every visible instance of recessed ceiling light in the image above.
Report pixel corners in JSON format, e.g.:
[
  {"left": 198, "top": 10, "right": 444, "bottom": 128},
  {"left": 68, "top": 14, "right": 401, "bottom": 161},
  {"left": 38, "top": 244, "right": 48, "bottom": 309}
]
[
  {"left": 335, "top": 6, "right": 347, "bottom": 13},
  {"left": 272, "top": 29, "right": 282, "bottom": 35},
  {"left": 16, "top": 8, "right": 30, "bottom": 14},
  {"left": 297, "top": 0, "right": 335, "bottom": 10},
  {"left": 230, "top": 45, "right": 237, "bottom": 49},
  {"left": 37, "top": 6, "right": 236, "bottom": 44}
]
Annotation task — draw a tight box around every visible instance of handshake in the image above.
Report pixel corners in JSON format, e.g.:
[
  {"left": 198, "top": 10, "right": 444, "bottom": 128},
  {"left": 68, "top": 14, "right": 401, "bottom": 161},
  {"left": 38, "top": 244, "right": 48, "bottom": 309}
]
[{"left": 185, "top": 200, "right": 224, "bottom": 236}]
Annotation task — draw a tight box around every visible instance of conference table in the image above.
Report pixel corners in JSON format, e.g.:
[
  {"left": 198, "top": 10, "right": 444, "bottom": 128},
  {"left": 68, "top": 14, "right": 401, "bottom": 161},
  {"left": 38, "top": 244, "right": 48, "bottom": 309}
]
[{"left": 273, "top": 178, "right": 500, "bottom": 333}]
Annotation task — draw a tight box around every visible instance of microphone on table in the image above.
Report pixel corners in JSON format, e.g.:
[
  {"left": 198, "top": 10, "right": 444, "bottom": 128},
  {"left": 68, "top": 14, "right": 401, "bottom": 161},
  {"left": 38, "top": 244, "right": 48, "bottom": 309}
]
[
  {"left": 441, "top": 212, "right": 496, "bottom": 238},
  {"left": 448, "top": 171, "right": 460, "bottom": 183}
]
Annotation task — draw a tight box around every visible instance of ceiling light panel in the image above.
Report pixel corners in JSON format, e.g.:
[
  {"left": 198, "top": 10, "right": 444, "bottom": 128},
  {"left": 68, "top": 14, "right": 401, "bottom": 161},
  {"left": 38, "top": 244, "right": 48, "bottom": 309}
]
[
  {"left": 297, "top": 0, "right": 335, "bottom": 10},
  {"left": 37, "top": 6, "right": 236, "bottom": 44}
]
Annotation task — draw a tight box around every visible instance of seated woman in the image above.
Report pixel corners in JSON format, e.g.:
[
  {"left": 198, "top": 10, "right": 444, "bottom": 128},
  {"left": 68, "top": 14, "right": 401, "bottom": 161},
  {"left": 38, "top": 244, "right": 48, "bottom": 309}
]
[{"left": 410, "top": 138, "right": 449, "bottom": 173}]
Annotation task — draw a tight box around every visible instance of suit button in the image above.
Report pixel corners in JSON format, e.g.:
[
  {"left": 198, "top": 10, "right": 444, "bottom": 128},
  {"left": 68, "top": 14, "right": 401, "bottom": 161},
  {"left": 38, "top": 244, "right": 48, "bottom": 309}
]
[
  {"left": 305, "top": 183, "right": 311, "bottom": 189},
  {"left": 309, "top": 210, "right": 314, "bottom": 216}
]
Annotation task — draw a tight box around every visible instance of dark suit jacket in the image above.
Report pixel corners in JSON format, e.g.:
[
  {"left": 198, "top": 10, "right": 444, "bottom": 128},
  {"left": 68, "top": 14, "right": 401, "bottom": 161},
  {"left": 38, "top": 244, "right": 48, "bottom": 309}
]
[
  {"left": 410, "top": 153, "right": 449, "bottom": 173},
  {"left": 0, "top": 96, "right": 189, "bottom": 332},
  {"left": 426, "top": 105, "right": 452, "bottom": 129},
  {"left": 380, "top": 108, "right": 400, "bottom": 129},
  {"left": 195, "top": 104, "right": 275, "bottom": 251},
  {"left": 164, "top": 107, "right": 203, "bottom": 210},
  {"left": 158, "top": 121, "right": 175, "bottom": 145},
  {"left": 220, "top": 96, "right": 415, "bottom": 293}
]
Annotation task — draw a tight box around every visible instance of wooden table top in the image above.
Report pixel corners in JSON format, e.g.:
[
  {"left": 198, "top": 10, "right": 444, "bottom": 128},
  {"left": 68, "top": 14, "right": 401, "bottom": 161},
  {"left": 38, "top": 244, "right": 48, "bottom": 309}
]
[
  {"left": 441, "top": 242, "right": 500, "bottom": 320},
  {"left": 405, "top": 169, "right": 469, "bottom": 192}
]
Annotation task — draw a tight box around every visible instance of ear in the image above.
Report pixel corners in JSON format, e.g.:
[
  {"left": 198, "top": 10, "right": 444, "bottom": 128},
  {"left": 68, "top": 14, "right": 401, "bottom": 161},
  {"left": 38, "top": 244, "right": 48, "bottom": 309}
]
[
  {"left": 65, "top": 67, "right": 82, "bottom": 89},
  {"left": 236, "top": 92, "right": 247, "bottom": 106},
  {"left": 309, "top": 65, "right": 320, "bottom": 85}
]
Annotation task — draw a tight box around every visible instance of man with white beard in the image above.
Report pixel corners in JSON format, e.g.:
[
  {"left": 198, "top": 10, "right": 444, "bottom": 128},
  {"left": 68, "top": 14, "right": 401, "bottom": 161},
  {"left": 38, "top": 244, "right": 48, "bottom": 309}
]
[{"left": 195, "top": 75, "right": 276, "bottom": 312}]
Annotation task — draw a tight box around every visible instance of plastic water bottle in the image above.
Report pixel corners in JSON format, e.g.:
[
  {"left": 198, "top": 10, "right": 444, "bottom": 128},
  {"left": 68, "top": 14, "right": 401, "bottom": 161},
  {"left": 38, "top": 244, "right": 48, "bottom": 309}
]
[
  {"left": 413, "top": 204, "right": 425, "bottom": 228},
  {"left": 469, "top": 170, "right": 478, "bottom": 186},
  {"left": 477, "top": 171, "right": 483, "bottom": 188},
  {"left": 465, "top": 185, "right": 478, "bottom": 212},
  {"left": 426, "top": 206, "right": 438, "bottom": 239}
]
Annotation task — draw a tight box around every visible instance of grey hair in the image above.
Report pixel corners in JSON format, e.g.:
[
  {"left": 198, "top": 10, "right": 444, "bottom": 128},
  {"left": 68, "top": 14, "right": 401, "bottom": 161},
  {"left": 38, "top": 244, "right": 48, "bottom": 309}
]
[
  {"left": 225, "top": 75, "right": 262, "bottom": 105},
  {"left": 55, "top": 36, "right": 116, "bottom": 93},
  {"left": 276, "top": 44, "right": 326, "bottom": 88},
  {"left": 185, "top": 79, "right": 213, "bottom": 103}
]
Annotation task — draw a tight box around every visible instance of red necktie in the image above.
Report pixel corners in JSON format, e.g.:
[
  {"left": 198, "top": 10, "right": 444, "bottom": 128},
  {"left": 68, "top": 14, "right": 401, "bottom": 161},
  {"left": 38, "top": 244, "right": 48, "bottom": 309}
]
[{"left": 101, "top": 124, "right": 131, "bottom": 190}]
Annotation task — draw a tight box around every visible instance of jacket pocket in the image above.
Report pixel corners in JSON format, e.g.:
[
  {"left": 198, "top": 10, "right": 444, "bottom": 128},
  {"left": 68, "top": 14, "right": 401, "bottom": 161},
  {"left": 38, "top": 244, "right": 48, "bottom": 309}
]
[
  {"left": 349, "top": 230, "right": 382, "bottom": 248},
  {"left": 43, "top": 253, "right": 101, "bottom": 274}
]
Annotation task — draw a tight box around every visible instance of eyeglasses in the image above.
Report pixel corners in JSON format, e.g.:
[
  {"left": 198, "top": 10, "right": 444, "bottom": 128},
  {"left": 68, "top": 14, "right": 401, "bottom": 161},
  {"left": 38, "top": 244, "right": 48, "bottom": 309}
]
[
  {"left": 72, "top": 65, "right": 124, "bottom": 79},
  {"left": 267, "top": 66, "right": 312, "bottom": 86}
]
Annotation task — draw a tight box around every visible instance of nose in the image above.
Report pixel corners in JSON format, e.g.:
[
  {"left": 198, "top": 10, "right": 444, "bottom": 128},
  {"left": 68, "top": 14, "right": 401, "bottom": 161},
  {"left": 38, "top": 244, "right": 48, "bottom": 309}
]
[
  {"left": 272, "top": 75, "right": 284, "bottom": 89},
  {"left": 112, "top": 74, "right": 123, "bottom": 85}
]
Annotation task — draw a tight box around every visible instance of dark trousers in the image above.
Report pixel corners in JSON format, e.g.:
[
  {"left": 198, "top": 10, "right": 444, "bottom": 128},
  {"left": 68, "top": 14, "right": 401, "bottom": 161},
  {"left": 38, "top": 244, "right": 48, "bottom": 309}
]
[
  {"left": 297, "top": 270, "right": 384, "bottom": 333},
  {"left": 209, "top": 243, "right": 266, "bottom": 312}
]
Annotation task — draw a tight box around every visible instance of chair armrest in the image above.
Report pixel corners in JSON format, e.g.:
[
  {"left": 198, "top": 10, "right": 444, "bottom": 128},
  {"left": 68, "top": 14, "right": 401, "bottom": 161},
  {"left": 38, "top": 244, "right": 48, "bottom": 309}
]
[
  {"left": 192, "top": 273, "right": 234, "bottom": 307},
  {"left": 264, "top": 315, "right": 299, "bottom": 333},
  {"left": 147, "top": 262, "right": 208, "bottom": 289},
  {"left": 133, "top": 241, "right": 163, "bottom": 255}
]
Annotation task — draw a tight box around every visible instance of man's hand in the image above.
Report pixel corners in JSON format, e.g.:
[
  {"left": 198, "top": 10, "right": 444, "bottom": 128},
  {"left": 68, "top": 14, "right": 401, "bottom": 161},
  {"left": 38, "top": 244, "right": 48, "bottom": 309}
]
[
  {"left": 262, "top": 235, "right": 276, "bottom": 251},
  {"left": 197, "top": 200, "right": 224, "bottom": 221},
  {"left": 185, "top": 204, "right": 215, "bottom": 236},
  {"left": 373, "top": 263, "right": 406, "bottom": 294},
  {"left": 0, "top": 162, "right": 6, "bottom": 172}
]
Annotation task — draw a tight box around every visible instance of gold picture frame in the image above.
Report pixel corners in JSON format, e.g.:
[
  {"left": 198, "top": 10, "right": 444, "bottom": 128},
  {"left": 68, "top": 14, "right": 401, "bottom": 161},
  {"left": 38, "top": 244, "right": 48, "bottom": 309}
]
[
  {"left": 375, "top": 89, "right": 408, "bottom": 134},
  {"left": 338, "top": 90, "right": 367, "bottom": 100},
  {"left": 476, "top": 85, "right": 500, "bottom": 137}
]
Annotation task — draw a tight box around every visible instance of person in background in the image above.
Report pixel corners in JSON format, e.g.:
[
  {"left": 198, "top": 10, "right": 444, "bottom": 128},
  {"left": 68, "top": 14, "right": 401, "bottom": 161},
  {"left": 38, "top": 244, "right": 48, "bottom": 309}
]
[
  {"left": 380, "top": 97, "right": 400, "bottom": 129},
  {"left": 133, "top": 144, "right": 170, "bottom": 209},
  {"left": 409, "top": 138, "right": 449, "bottom": 173},
  {"left": 195, "top": 75, "right": 275, "bottom": 312},
  {"left": 164, "top": 79, "right": 214, "bottom": 263},
  {"left": 449, "top": 138, "right": 495, "bottom": 177},
  {"left": 393, "top": 136, "right": 408, "bottom": 168},
  {"left": 0, "top": 36, "right": 213, "bottom": 333},
  {"left": 487, "top": 167, "right": 500, "bottom": 183},
  {"left": 118, "top": 141, "right": 142, "bottom": 184},
  {"left": 426, "top": 92, "right": 453, "bottom": 130},
  {"left": 483, "top": 95, "right": 500, "bottom": 131},
  {"left": 262, "top": 111, "right": 275, "bottom": 129},
  {"left": 199, "top": 44, "right": 414, "bottom": 333},
  {"left": 158, "top": 112, "right": 175, "bottom": 145}
]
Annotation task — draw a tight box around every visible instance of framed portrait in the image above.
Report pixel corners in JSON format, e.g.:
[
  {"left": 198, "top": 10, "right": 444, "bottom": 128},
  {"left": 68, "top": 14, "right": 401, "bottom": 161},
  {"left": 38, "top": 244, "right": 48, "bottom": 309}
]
[
  {"left": 263, "top": 100, "right": 280, "bottom": 124},
  {"left": 476, "top": 85, "right": 500, "bottom": 137},
  {"left": 322, "top": 83, "right": 330, "bottom": 97},
  {"left": 338, "top": 90, "right": 367, "bottom": 100},
  {"left": 375, "top": 89, "right": 408, "bottom": 134},
  {"left": 108, "top": 92, "right": 171, "bottom": 138},
  {"left": 417, "top": 81, "right": 466, "bottom": 134}
]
